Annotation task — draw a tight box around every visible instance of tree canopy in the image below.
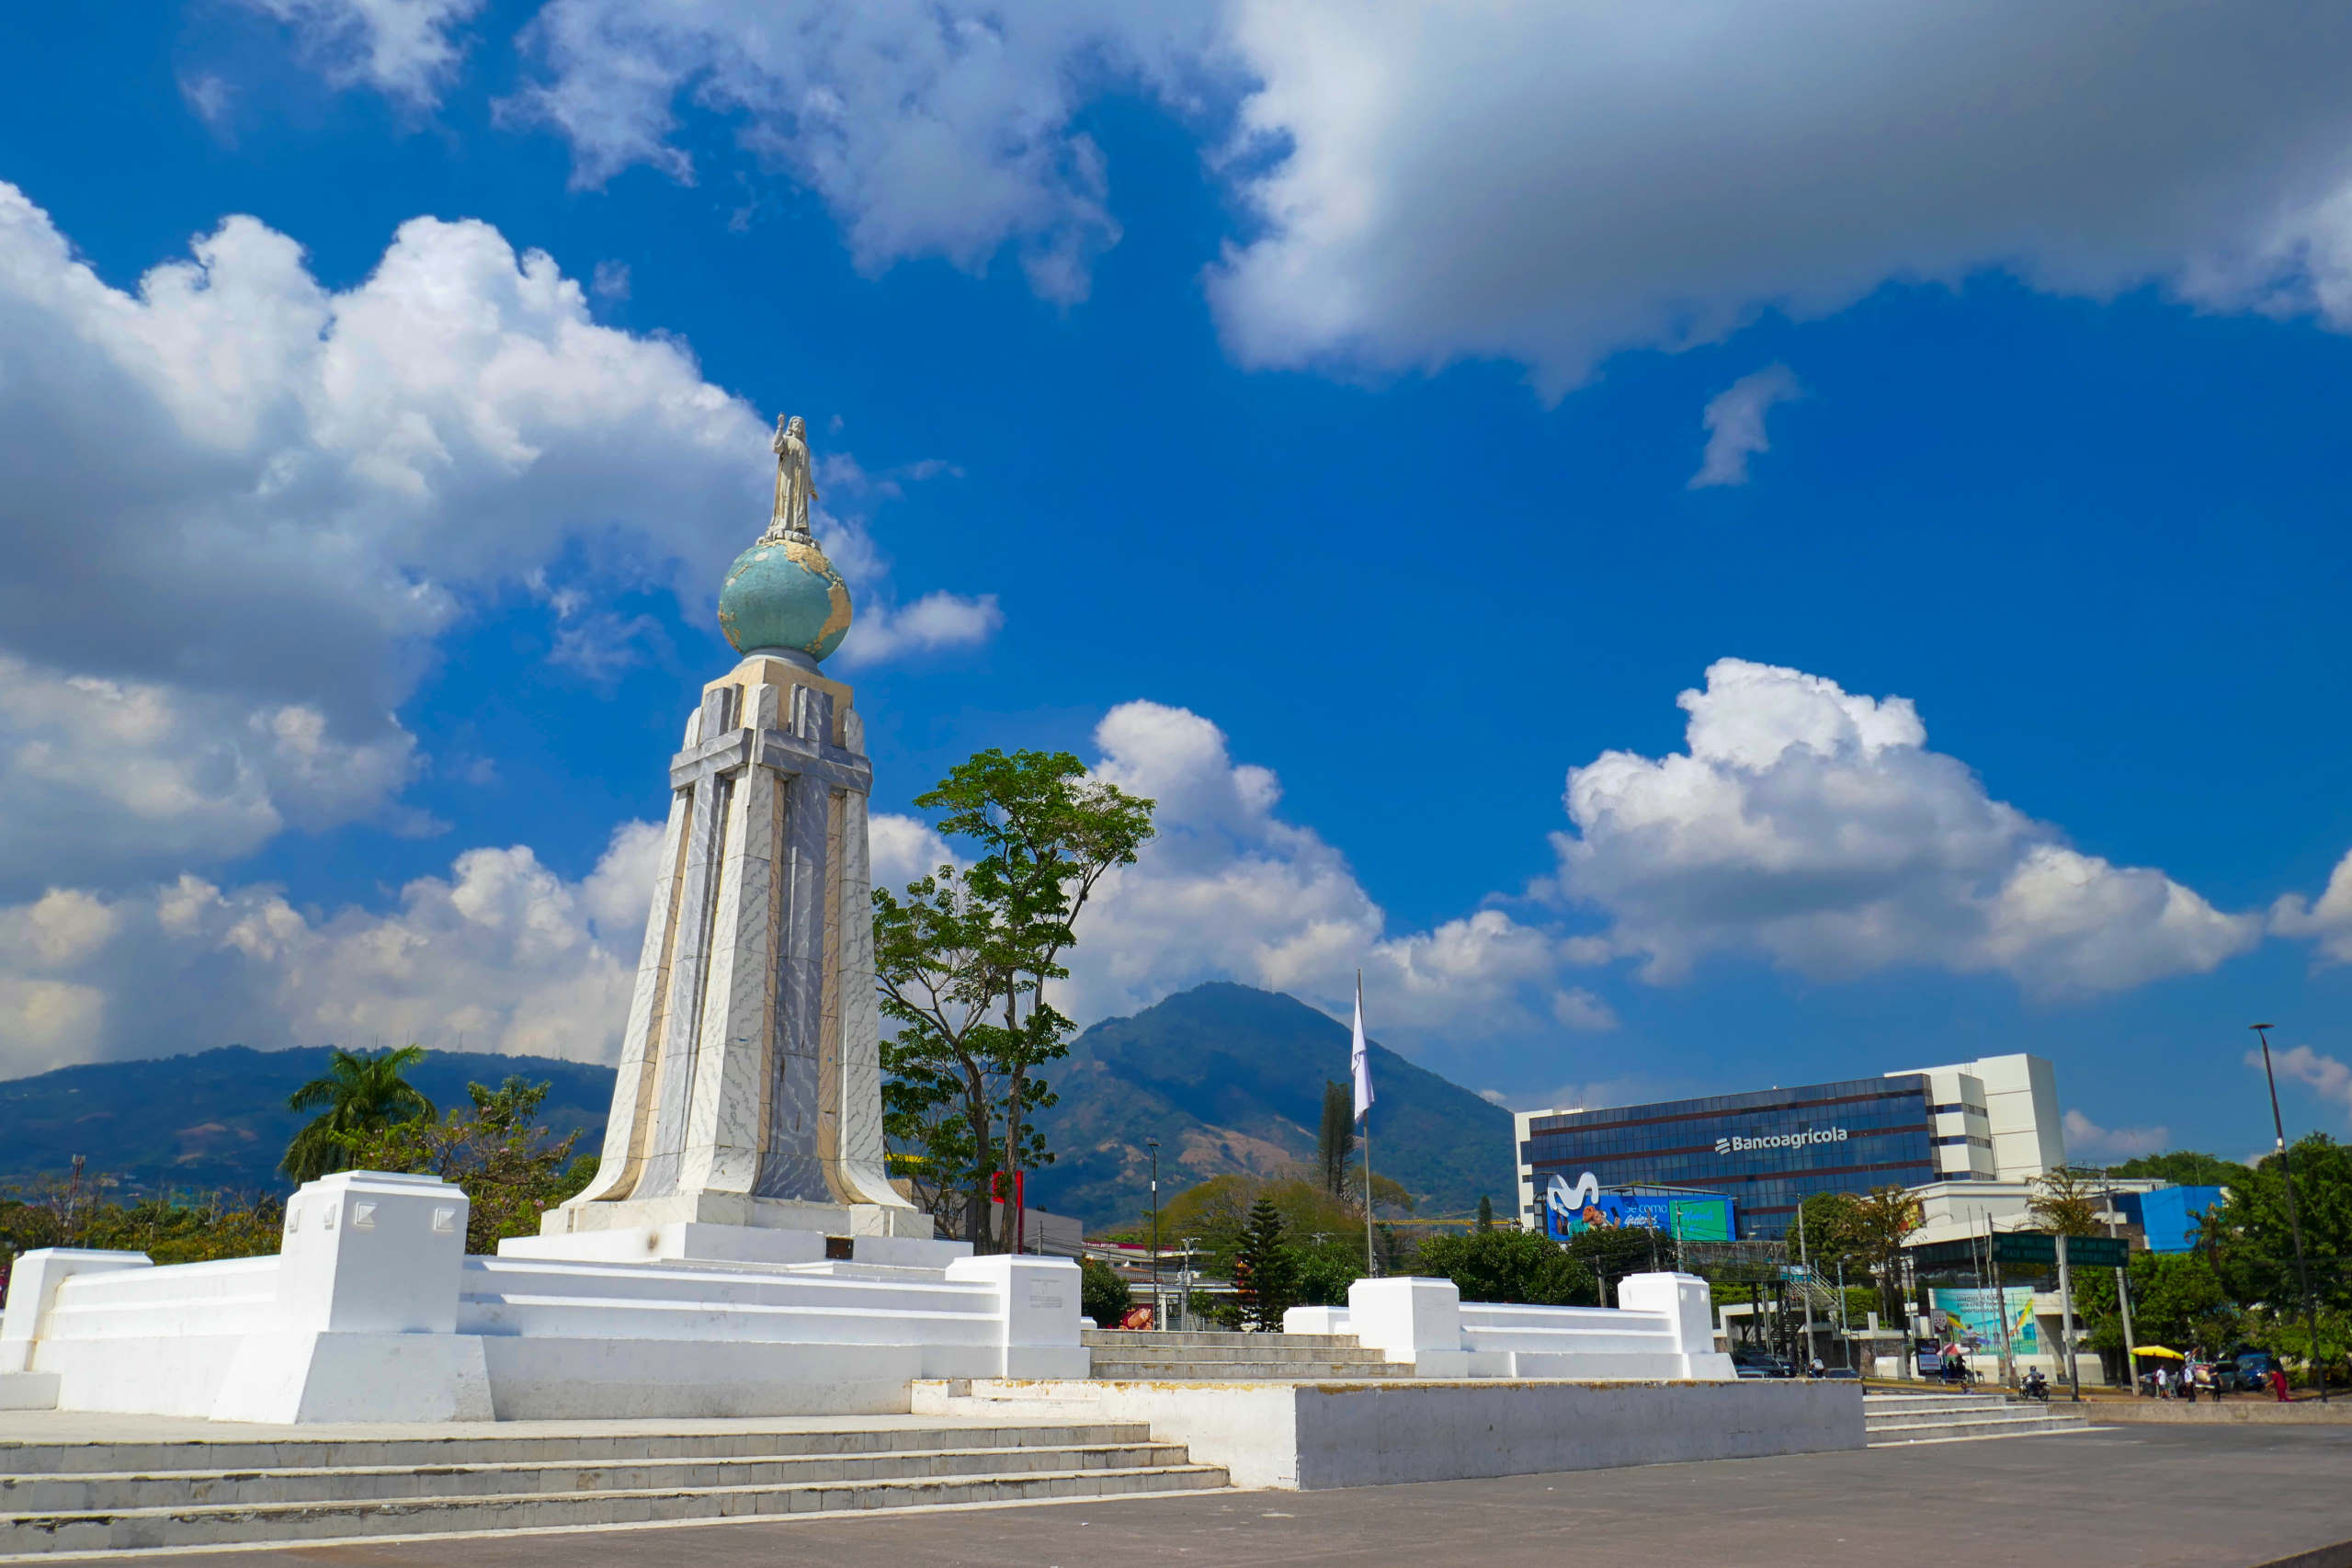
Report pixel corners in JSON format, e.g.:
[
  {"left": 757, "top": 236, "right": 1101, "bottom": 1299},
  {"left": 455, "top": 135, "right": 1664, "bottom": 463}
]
[
  {"left": 876, "top": 748, "right": 1153, "bottom": 1249},
  {"left": 281, "top": 1045, "right": 437, "bottom": 1183},
  {"left": 1418, "top": 1228, "right": 1594, "bottom": 1306}
]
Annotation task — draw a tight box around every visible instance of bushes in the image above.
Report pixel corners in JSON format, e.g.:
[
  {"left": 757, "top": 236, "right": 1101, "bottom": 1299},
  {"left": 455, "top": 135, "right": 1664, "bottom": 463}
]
[
  {"left": 1081, "top": 1257, "right": 1132, "bottom": 1325},
  {"left": 1416, "top": 1229, "right": 1595, "bottom": 1306}
]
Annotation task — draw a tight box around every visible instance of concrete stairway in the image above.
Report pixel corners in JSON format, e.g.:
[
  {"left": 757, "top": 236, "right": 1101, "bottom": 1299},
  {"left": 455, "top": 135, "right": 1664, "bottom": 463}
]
[
  {"left": 1865, "top": 1390, "right": 2097, "bottom": 1445},
  {"left": 1082, "top": 1329, "right": 1411, "bottom": 1381},
  {"left": 0, "top": 1421, "right": 1228, "bottom": 1557}
]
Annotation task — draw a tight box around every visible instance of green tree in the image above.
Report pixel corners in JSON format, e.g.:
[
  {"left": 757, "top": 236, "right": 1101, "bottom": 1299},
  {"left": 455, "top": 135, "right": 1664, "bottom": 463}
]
[
  {"left": 1417, "top": 1228, "right": 1594, "bottom": 1306},
  {"left": 1291, "top": 1242, "right": 1364, "bottom": 1307},
  {"left": 1081, "top": 1258, "right": 1133, "bottom": 1326},
  {"left": 1315, "top": 1080, "right": 1356, "bottom": 1198},
  {"left": 281, "top": 1045, "right": 437, "bottom": 1183},
  {"left": 2028, "top": 1166, "right": 2107, "bottom": 1237},
  {"left": 2074, "top": 1250, "right": 2241, "bottom": 1376},
  {"left": 1564, "top": 1222, "right": 1670, "bottom": 1305},
  {"left": 2204, "top": 1133, "right": 2352, "bottom": 1384},
  {"left": 336, "top": 1076, "right": 587, "bottom": 1254},
  {"left": 1475, "top": 1194, "right": 1494, "bottom": 1232},
  {"left": 2108, "top": 1151, "right": 2253, "bottom": 1188},
  {"left": 875, "top": 865, "right": 995, "bottom": 1241},
  {"left": 876, "top": 749, "right": 1153, "bottom": 1251},
  {"left": 1233, "top": 1196, "right": 1301, "bottom": 1330},
  {"left": 1845, "top": 1185, "right": 1925, "bottom": 1322}
]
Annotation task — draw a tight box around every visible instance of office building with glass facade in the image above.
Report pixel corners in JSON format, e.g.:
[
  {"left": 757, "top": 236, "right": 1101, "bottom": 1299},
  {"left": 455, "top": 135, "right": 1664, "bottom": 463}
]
[{"left": 1512, "top": 1054, "right": 2062, "bottom": 1240}]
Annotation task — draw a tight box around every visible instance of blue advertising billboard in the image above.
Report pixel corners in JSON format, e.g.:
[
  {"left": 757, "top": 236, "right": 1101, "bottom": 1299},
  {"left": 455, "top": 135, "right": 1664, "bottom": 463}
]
[{"left": 1542, "top": 1172, "right": 1734, "bottom": 1243}]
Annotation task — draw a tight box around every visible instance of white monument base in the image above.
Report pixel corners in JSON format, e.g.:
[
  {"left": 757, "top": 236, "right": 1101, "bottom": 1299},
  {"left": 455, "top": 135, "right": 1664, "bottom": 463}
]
[
  {"left": 919, "top": 1376, "right": 1863, "bottom": 1489},
  {"left": 0, "top": 1171, "right": 1085, "bottom": 1425},
  {"left": 1285, "top": 1273, "right": 1738, "bottom": 1381}
]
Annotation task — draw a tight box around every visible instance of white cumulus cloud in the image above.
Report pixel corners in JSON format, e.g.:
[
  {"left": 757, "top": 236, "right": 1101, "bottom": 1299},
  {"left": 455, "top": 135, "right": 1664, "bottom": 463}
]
[
  {"left": 2062, "top": 1108, "right": 2171, "bottom": 1164},
  {"left": 1689, "top": 365, "right": 1801, "bottom": 489},
  {"left": 234, "top": 0, "right": 487, "bottom": 105},
  {"left": 1208, "top": 2, "right": 2352, "bottom": 393},
  {"left": 0, "top": 181, "right": 994, "bottom": 890},
  {"left": 0, "top": 824, "right": 656, "bottom": 1080},
  {"left": 1044, "top": 700, "right": 1601, "bottom": 1040},
  {"left": 503, "top": 0, "right": 1223, "bottom": 302},
  {"left": 2270, "top": 849, "right": 2352, "bottom": 964},
  {"left": 2249, "top": 1042, "right": 2352, "bottom": 1126},
  {"left": 287, "top": 0, "right": 2352, "bottom": 392},
  {"left": 1545, "top": 658, "right": 2259, "bottom": 995}
]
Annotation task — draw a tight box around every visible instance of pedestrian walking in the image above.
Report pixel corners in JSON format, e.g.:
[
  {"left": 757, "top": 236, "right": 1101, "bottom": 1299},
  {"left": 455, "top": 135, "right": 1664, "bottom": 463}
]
[
  {"left": 2272, "top": 1366, "right": 2292, "bottom": 1403},
  {"left": 2179, "top": 1364, "right": 2198, "bottom": 1403}
]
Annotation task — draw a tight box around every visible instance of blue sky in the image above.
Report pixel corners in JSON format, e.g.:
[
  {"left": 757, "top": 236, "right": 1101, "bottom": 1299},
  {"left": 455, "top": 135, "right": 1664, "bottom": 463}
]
[{"left": 5, "top": 0, "right": 2352, "bottom": 1167}]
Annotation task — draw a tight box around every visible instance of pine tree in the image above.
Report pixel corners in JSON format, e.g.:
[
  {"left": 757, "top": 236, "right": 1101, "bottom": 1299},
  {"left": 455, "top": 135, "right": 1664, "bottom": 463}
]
[
  {"left": 1315, "top": 1081, "right": 1355, "bottom": 1197},
  {"left": 1233, "top": 1196, "right": 1301, "bottom": 1331},
  {"left": 1476, "top": 1194, "right": 1494, "bottom": 1232}
]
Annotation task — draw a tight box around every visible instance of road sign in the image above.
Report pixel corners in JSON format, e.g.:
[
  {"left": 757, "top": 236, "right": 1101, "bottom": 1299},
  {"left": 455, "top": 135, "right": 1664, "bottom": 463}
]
[{"left": 2062, "top": 1235, "right": 2130, "bottom": 1269}]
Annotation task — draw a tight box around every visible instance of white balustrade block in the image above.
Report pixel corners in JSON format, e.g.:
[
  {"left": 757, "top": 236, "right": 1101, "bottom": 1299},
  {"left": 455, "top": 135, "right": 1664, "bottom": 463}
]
[
  {"left": 1283, "top": 1305, "right": 1352, "bottom": 1335},
  {"left": 277, "top": 1171, "right": 470, "bottom": 1334},
  {"left": 944, "top": 1255, "right": 1089, "bottom": 1379},
  {"left": 1616, "top": 1271, "right": 1736, "bottom": 1380},
  {"left": 210, "top": 1170, "right": 493, "bottom": 1424},
  {"left": 0, "top": 1249, "right": 150, "bottom": 1372},
  {"left": 1346, "top": 1277, "right": 1464, "bottom": 1366}
]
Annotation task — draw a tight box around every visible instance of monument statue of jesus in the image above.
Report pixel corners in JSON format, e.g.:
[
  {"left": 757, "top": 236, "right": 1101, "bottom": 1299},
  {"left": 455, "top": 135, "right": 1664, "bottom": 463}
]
[{"left": 766, "top": 414, "right": 818, "bottom": 541}]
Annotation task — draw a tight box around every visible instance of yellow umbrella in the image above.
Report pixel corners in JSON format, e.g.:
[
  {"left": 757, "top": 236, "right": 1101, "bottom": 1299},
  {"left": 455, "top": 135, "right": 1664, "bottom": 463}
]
[{"left": 2133, "top": 1346, "right": 2184, "bottom": 1359}]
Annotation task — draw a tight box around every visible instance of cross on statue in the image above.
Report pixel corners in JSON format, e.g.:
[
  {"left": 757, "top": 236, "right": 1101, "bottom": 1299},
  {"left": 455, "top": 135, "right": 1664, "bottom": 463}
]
[{"left": 765, "top": 414, "right": 818, "bottom": 542}]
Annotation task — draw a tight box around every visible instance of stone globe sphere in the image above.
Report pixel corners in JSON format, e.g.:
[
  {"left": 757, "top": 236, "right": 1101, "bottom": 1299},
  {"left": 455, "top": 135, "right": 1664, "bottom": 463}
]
[{"left": 716, "top": 535, "right": 853, "bottom": 662}]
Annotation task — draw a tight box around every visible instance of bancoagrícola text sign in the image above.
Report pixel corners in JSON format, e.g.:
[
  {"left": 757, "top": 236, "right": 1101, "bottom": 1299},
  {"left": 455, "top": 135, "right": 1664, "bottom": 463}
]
[{"left": 1713, "top": 1126, "right": 1849, "bottom": 1156}]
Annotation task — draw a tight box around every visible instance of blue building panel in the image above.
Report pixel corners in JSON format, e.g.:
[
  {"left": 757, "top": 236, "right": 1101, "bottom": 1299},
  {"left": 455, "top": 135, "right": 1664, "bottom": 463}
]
[
  {"left": 2114, "top": 1185, "right": 2225, "bottom": 1253},
  {"left": 1522, "top": 1075, "right": 1937, "bottom": 1240}
]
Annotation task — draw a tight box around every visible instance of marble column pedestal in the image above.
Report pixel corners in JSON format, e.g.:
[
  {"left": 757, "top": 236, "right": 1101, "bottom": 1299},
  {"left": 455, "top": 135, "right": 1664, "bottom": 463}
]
[{"left": 505, "top": 1192, "right": 967, "bottom": 1271}]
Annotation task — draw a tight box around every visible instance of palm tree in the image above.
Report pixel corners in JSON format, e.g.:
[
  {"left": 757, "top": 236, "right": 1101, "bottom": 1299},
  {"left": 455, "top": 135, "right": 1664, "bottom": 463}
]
[{"left": 281, "top": 1046, "right": 437, "bottom": 1183}]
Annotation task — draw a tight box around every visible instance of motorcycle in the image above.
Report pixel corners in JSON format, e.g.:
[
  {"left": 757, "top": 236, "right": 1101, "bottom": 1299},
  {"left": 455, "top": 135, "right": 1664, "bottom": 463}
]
[{"left": 2019, "top": 1370, "right": 2051, "bottom": 1403}]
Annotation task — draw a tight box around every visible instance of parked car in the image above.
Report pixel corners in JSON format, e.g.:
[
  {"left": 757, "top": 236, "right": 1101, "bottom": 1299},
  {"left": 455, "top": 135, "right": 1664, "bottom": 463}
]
[
  {"left": 2220, "top": 1351, "right": 2281, "bottom": 1392},
  {"left": 1731, "top": 1350, "right": 1792, "bottom": 1379}
]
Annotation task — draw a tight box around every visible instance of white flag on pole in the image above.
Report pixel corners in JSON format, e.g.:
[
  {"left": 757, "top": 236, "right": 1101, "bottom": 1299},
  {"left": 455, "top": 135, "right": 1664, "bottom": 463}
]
[{"left": 1350, "top": 972, "right": 1374, "bottom": 1122}]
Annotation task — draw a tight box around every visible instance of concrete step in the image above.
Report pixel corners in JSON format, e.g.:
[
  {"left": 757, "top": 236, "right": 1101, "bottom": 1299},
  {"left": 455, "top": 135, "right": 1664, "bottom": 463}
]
[
  {"left": 1087, "top": 1361, "right": 1414, "bottom": 1381},
  {"left": 1081, "top": 1331, "right": 1360, "bottom": 1351},
  {"left": 0, "top": 1460, "right": 1229, "bottom": 1556},
  {"left": 0, "top": 1440, "right": 1192, "bottom": 1512},
  {"left": 1868, "top": 1414, "right": 2096, "bottom": 1444},
  {"left": 1089, "top": 1352, "right": 1397, "bottom": 1371},
  {"left": 0, "top": 1421, "right": 1146, "bottom": 1477}
]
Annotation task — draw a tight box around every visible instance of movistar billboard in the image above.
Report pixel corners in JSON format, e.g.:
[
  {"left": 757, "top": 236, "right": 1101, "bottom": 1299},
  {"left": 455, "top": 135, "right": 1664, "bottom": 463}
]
[{"left": 1543, "top": 1172, "right": 1734, "bottom": 1243}]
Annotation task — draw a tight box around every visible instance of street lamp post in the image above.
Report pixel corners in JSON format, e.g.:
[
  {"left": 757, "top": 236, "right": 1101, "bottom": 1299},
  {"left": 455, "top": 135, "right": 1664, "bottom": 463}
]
[
  {"left": 1148, "top": 1138, "right": 1162, "bottom": 1332},
  {"left": 2252, "top": 1025, "right": 2327, "bottom": 1402}
]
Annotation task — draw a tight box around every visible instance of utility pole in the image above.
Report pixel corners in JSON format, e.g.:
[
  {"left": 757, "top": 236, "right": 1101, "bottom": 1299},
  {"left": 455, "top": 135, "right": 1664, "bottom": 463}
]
[
  {"left": 1986, "top": 1208, "right": 2013, "bottom": 1390},
  {"left": 2103, "top": 1176, "right": 2140, "bottom": 1397},
  {"left": 1147, "top": 1138, "right": 1162, "bottom": 1331},
  {"left": 2057, "top": 1231, "right": 2082, "bottom": 1403},
  {"left": 1795, "top": 1201, "right": 1817, "bottom": 1371},
  {"left": 2253, "top": 1024, "right": 2327, "bottom": 1401}
]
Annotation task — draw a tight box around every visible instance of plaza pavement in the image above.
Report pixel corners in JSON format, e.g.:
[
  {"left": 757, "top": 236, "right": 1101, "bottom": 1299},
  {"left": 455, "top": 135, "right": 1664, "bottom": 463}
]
[{"left": 96, "top": 1424, "right": 2352, "bottom": 1568}]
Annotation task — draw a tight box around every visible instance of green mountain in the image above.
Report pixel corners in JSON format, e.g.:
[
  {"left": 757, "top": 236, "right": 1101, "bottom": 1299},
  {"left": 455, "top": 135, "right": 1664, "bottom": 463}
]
[
  {"left": 0, "top": 984, "right": 1516, "bottom": 1232},
  {"left": 0, "top": 1046, "right": 615, "bottom": 1199},
  {"left": 1028, "top": 983, "right": 1515, "bottom": 1229}
]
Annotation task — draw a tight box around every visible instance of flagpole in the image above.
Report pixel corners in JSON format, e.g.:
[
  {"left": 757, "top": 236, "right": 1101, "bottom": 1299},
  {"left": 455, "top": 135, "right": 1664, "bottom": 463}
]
[{"left": 1356, "top": 971, "right": 1376, "bottom": 1277}]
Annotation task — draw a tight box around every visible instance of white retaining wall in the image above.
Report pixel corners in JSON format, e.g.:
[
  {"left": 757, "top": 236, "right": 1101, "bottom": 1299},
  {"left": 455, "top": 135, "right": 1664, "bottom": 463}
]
[
  {"left": 1286, "top": 1273, "right": 1736, "bottom": 1381},
  {"left": 0, "top": 1170, "right": 1087, "bottom": 1423},
  {"left": 920, "top": 1378, "right": 1865, "bottom": 1489}
]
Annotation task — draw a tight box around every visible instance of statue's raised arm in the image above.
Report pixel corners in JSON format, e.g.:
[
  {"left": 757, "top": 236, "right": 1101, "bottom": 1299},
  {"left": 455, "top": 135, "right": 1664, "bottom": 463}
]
[{"left": 766, "top": 413, "right": 818, "bottom": 541}]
